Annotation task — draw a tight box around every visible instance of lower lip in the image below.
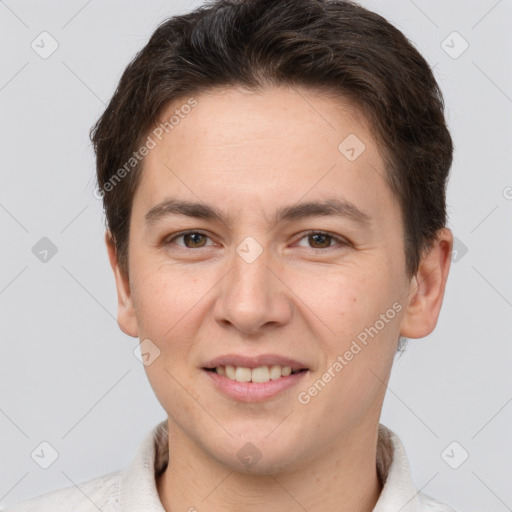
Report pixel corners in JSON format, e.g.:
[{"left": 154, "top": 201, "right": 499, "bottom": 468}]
[{"left": 203, "top": 369, "right": 308, "bottom": 402}]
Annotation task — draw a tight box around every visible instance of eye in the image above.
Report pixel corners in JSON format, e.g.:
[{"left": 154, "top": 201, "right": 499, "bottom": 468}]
[
  {"left": 163, "top": 229, "right": 349, "bottom": 251},
  {"left": 295, "top": 230, "right": 348, "bottom": 250},
  {"left": 164, "top": 230, "right": 213, "bottom": 249}
]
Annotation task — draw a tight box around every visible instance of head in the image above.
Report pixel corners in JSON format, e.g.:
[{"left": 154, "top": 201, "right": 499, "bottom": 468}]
[{"left": 91, "top": 0, "right": 453, "bottom": 473}]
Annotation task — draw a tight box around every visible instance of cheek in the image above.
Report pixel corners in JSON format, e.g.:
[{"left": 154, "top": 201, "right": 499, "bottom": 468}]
[
  {"left": 130, "top": 260, "right": 210, "bottom": 339},
  {"left": 131, "top": 265, "right": 208, "bottom": 403},
  {"left": 303, "top": 262, "right": 401, "bottom": 365},
  {"left": 293, "top": 264, "right": 375, "bottom": 339}
]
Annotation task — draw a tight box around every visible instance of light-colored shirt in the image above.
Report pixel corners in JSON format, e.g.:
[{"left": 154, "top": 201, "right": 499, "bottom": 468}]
[{"left": 5, "top": 421, "right": 459, "bottom": 511}]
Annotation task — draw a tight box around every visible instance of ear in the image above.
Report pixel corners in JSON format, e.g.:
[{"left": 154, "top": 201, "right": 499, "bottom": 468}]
[
  {"left": 105, "top": 231, "right": 139, "bottom": 338},
  {"left": 399, "top": 228, "right": 453, "bottom": 339}
]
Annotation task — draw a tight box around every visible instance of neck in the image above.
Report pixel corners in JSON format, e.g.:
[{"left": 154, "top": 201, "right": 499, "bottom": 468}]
[{"left": 157, "top": 421, "right": 383, "bottom": 512}]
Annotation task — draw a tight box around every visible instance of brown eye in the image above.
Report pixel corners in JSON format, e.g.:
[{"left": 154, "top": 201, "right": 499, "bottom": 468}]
[
  {"left": 182, "top": 233, "right": 207, "bottom": 248},
  {"left": 308, "top": 233, "right": 332, "bottom": 249},
  {"left": 296, "top": 231, "right": 347, "bottom": 250},
  {"left": 166, "top": 231, "right": 211, "bottom": 249}
]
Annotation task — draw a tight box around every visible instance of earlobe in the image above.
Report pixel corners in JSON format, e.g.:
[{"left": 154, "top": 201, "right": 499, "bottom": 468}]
[
  {"left": 105, "top": 232, "right": 139, "bottom": 338},
  {"left": 399, "top": 228, "right": 453, "bottom": 339}
]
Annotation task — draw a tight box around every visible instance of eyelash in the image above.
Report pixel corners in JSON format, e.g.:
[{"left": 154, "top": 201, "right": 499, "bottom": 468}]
[{"left": 163, "top": 230, "right": 349, "bottom": 251}]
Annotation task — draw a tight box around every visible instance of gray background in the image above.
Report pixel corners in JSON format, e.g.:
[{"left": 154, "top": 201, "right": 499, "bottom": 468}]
[{"left": 1, "top": 1, "right": 511, "bottom": 510}]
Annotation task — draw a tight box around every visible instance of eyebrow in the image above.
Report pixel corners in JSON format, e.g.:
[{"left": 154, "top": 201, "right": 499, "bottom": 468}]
[{"left": 144, "top": 197, "right": 372, "bottom": 229}]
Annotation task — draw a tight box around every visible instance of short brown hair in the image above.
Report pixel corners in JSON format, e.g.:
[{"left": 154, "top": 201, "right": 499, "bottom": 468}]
[{"left": 90, "top": 0, "right": 453, "bottom": 281}]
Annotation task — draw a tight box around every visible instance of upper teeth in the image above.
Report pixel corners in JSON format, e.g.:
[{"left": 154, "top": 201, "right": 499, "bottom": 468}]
[{"left": 216, "top": 365, "right": 298, "bottom": 383}]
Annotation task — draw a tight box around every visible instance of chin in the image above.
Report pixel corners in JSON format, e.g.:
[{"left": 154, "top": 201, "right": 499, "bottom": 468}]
[
  {"left": 205, "top": 429, "right": 307, "bottom": 475},
  {"left": 221, "top": 448, "right": 304, "bottom": 475}
]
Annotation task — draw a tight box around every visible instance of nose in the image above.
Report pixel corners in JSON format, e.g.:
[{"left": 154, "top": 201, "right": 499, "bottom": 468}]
[{"left": 212, "top": 245, "right": 293, "bottom": 335}]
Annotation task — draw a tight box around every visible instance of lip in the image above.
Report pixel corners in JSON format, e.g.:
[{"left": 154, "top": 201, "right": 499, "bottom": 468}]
[
  {"left": 203, "top": 353, "right": 309, "bottom": 371},
  {"left": 201, "top": 353, "right": 310, "bottom": 402},
  {"left": 203, "top": 368, "right": 309, "bottom": 402}
]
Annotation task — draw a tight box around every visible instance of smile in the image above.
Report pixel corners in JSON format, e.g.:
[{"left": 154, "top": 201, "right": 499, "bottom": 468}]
[
  {"left": 206, "top": 364, "right": 306, "bottom": 383},
  {"left": 202, "top": 354, "right": 310, "bottom": 401}
]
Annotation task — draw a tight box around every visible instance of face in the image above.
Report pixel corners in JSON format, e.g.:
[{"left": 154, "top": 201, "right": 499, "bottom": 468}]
[{"left": 107, "top": 85, "right": 452, "bottom": 473}]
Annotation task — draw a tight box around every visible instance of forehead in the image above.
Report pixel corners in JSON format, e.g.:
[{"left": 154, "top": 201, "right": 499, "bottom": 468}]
[
  {"left": 151, "top": 86, "right": 373, "bottom": 159},
  {"left": 133, "top": 86, "right": 395, "bottom": 227}
]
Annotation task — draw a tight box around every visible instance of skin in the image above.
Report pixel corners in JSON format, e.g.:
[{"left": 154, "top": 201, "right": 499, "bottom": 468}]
[{"left": 106, "top": 85, "right": 453, "bottom": 512}]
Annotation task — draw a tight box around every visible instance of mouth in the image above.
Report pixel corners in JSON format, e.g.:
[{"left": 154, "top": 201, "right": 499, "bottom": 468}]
[
  {"left": 203, "top": 364, "right": 307, "bottom": 383},
  {"left": 201, "top": 355, "right": 310, "bottom": 402}
]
